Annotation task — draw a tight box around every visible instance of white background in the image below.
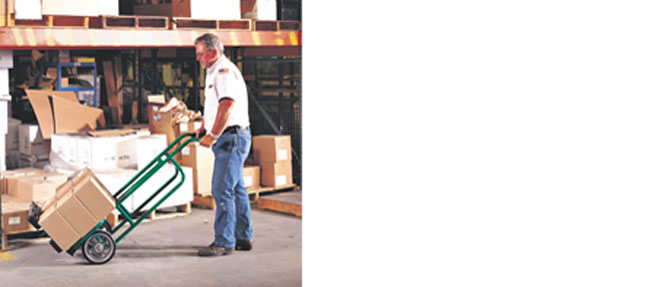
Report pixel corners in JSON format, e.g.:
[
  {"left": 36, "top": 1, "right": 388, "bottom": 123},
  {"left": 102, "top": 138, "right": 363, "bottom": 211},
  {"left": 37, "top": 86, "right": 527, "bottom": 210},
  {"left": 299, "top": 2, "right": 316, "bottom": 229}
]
[{"left": 303, "top": 1, "right": 648, "bottom": 286}]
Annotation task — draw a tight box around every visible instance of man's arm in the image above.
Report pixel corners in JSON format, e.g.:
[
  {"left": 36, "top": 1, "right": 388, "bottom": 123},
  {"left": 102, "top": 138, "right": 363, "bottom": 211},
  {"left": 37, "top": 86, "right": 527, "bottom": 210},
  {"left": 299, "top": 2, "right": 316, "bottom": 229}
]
[{"left": 199, "top": 98, "right": 234, "bottom": 147}]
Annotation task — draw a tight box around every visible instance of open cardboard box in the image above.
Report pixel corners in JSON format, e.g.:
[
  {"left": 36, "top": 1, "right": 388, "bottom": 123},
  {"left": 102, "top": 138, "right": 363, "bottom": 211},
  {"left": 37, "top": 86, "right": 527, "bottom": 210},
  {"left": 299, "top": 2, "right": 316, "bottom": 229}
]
[{"left": 26, "top": 90, "right": 105, "bottom": 140}]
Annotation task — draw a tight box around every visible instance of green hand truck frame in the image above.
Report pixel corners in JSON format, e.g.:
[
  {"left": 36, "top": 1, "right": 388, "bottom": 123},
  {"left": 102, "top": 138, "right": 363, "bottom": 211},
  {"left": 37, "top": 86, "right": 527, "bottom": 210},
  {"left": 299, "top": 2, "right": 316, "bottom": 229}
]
[{"left": 32, "top": 132, "right": 200, "bottom": 264}]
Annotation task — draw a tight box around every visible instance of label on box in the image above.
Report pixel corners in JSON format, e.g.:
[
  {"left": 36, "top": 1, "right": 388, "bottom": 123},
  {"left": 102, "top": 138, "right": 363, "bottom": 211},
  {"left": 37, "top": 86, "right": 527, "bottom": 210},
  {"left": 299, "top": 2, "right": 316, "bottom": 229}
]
[
  {"left": 180, "top": 123, "right": 188, "bottom": 132},
  {"left": 244, "top": 176, "right": 252, "bottom": 187},
  {"left": 182, "top": 147, "right": 190, "bottom": 155},
  {"left": 8, "top": 216, "right": 20, "bottom": 225},
  {"left": 152, "top": 106, "right": 159, "bottom": 112},
  {"left": 275, "top": 175, "right": 286, "bottom": 186},
  {"left": 277, "top": 149, "right": 288, "bottom": 161}
]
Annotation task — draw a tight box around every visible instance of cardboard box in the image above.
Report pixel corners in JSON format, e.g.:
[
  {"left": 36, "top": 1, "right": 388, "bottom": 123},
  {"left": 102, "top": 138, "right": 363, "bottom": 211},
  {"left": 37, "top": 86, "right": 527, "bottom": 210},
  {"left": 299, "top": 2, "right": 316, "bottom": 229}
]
[
  {"left": 41, "top": 0, "right": 118, "bottom": 16},
  {"left": 131, "top": 166, "right": 194, "bottom": 210},
  {"left": 194, "top": 167, "right": 213, "bottom": 196},
  {"left": 73, "top": 174, "right": 115, "bottom": 220},
  {"left": 6, "top": 150, "right": 20, "bottom": 169},
  {"left": 1, "top": 196, "right": 30, "bottom": 233},
  {"left": 241, "top": 0, "right": 276, "bottom": 20},
  {"left": 2, "top": 167, "right": 42, "bottom": 195},
  {"left": 39, "top": 208, "right": 81, "bottom": 251},
  {"left": 19, "top": 124, "right": 47, "bottom": 157},
  {"left": 56, "top": 190, "right": 99, "bottom": 236},
  {"left": 6, "top": 117, "right": 20, "bottom": 152},
  {"left": 148, "top": 103, "right": 181, "bottom": 163},
  {"left": 181, "top": 142, "right": 214, "bottom": 171},
  {"left": 134, "top": 0, "right": 240, "bottom": 20},
  {"left": 135, "top": 134, "right": 168, "bottom": 170},
  {"left": 94, "top": 168, "right": 136, "bottom": 212},
  {"left": 54, "top": 131, "right": 138, "bottom": 170},
  {"left": 15, "top": 176, "right": 67, "bottom": 204},
  {"left": 26, "top": 89, "right": 105, "bottom": 140},
  {"left": 252, "top": 135, "right": 291, "bottom": 163},
  {"left": 260, "top": 160, "right": 292, "bottom": 187},
  {"left": 243, "top": 165, "right": 260, "bottom": 189}
]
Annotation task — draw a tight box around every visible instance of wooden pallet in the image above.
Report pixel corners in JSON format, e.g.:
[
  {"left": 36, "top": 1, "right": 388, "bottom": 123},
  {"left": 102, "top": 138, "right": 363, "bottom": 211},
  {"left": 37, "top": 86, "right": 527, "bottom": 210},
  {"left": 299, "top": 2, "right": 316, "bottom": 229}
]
[
  {"left": 192, "top": 184, "right": 297, "bottom": 210},
  {"left": 172, "top": 17, "right": 252, "bottom": 30},
  {"left": 1, "top": 226, "right": 39, "bottom": 251},
  {"left": 106, "top": 202, "right": 191, "bottom": 227},
  {"left": 257, "top": 190, "right": 301, "bottom": 217},
  {"left": 253, "top": 20, "right": 301, "bottom": 31}
]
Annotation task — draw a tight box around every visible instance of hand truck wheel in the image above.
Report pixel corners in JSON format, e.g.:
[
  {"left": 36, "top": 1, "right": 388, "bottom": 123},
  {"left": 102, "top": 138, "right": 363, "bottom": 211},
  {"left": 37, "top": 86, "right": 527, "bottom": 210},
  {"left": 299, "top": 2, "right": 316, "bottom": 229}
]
[{"left": 82, "top": 230, "right": 116, "bottom": 264}]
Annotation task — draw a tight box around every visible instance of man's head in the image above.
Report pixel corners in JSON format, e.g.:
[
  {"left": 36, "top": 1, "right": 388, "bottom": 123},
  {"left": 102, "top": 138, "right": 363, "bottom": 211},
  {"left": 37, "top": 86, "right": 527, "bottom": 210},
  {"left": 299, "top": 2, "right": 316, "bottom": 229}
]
[{"left": 194, "top": 33, "right": 224, "bottom": 68}]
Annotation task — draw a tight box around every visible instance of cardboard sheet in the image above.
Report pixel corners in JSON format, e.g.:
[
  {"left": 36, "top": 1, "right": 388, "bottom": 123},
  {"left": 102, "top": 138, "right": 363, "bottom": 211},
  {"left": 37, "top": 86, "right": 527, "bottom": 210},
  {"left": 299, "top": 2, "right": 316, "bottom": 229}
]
[{"left": 26, "top": 89, "right": 105, "bottom": 139}]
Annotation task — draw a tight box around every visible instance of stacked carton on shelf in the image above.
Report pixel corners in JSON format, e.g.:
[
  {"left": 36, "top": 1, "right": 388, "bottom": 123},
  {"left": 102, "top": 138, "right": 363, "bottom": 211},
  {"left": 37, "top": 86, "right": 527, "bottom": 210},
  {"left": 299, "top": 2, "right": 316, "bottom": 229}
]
[{"left": 252, "top": 135, "right": 292, "bottom": 188}]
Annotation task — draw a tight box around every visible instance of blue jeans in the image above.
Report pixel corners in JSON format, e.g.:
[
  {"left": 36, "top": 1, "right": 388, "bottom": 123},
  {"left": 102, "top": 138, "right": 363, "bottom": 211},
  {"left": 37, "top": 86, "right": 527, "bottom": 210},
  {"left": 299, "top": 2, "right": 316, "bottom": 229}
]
[{"left": 210, "top": 127, "right": 253, "bottom": 248}]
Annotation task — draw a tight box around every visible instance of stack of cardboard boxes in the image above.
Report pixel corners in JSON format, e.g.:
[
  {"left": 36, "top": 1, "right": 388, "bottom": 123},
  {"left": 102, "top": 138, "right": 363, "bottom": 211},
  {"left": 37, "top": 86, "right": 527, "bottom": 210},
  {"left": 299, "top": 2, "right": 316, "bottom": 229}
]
[
  {"left": 0, "top": 168, "right": 68, "bottom": 235},
  {"left": 5, "top": 117, "right": 20, "bottom": 169},
  {"left": 38, "top": 168, "right": 115, "bottom": 252},
  {"left": 1, "top": 168, "right": 67, "bottom": 205},
  {"left": 252, "top": 135, "right": 293, "bottom": 188},
  {"left": 18, "top": 124, "right": 48, "bottom": 168}
]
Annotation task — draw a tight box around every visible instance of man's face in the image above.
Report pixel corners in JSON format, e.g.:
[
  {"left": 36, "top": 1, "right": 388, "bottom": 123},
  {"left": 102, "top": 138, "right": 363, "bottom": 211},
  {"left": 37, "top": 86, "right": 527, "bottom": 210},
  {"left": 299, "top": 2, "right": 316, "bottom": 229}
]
[{"left": 195, "top": 41, "right": 218, "bottom": 69}]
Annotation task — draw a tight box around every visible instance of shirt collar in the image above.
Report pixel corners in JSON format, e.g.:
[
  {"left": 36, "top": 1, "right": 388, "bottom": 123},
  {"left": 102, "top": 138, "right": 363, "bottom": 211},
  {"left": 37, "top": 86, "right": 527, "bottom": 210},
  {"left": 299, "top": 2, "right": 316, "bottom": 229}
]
[{"left": 207, "top": 56, "right": 227, "bottom": 73}]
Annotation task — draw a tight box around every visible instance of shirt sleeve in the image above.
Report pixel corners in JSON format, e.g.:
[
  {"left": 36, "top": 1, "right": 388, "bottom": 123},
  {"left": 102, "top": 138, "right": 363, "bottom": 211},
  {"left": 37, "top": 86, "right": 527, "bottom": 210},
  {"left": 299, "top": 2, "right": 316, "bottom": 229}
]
[{"left": 215, "top": 67, "right": 238, "bottom": 102}]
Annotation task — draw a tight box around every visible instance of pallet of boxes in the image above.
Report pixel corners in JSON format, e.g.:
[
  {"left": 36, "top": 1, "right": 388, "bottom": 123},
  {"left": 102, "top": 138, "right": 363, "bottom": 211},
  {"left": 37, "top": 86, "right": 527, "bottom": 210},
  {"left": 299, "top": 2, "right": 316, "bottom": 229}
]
[
  {"left": 1, "top": 168, "right": 68, "bottom": 249},
  {"left": 251, "top": 135, "right": 294, "bottom": 196}
]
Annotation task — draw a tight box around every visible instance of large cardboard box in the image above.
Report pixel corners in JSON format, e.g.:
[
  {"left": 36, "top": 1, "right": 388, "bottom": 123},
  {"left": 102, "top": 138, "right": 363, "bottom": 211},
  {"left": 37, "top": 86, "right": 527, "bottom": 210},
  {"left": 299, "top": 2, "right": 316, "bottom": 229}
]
[
  {"left": 181, "top": 142, "right": 214, "bottom": 171},
  {"left": 252, "top": 135, "right": 291, "bottom": 163},
  {"left": 39, "top": 208, "right": 81, "bottom": 251},
  {"left": 52, "top": 131, "right": 138, "bottom": 170},
  {"left": 6, "top": 117, "right": 20, "bottom": 152},
  {"left": 94, "top": 169, "right": 136, "bottom": 212},
  {"left": 131, "top": 166, "right": 194, "bottom": 211},
  {"left": 41, "top": 0, "right": 118, "bottom": 16},
  {"left": 148, "top": 103, "right": 181, "bottom": 163},
  {"left": 194, "top": 167, "right": 212, "bottom": 196},
  {"left": 15, "top": 176, "right": 66, "bottom": 204},
  {"left": 134, "top": 0, "right": 240, "bottom": 20},
  {"left": 19, "top": 124, "right": 47, "bottom": 157},
  {"left": 1, "top": 196, "right": 30, "bottom": 233},
  {"left": 73, "top": 174, "right": 115, "bottom": 220},
  {"left": 1, "top": 167, "right": 41, "bottom": 194},
  {"left": 135, "top": 134, "right": 168, "bottom": 170},
  {"left": 260, "top": 160, "right": 292, "bottom": 187},
  {"left": 243, "top": 165, "right": 261, "bottom": 189},
  {"left": 241, "top": 0, "right": 276, "bottom": 20},
  {"left": 56, "top": 190, "right": 98, "bottom": 236}
]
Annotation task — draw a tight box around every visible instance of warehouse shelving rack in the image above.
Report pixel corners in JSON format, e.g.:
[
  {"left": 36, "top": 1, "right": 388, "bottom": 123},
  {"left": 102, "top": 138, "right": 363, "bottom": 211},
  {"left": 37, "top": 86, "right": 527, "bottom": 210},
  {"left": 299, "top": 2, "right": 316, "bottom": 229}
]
[{"left": 0, "top": 14, "right": 301, "bottom": 251}]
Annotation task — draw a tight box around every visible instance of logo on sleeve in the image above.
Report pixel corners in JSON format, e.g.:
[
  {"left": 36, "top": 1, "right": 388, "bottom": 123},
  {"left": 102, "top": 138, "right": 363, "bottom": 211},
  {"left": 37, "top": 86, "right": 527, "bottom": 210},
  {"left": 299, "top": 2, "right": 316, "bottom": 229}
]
[
  {"left": 208, "top": 85, "right": 213, "bottom": 89},
  {"left": 218, "top": 68, "right": 229, "bottom": 74}
]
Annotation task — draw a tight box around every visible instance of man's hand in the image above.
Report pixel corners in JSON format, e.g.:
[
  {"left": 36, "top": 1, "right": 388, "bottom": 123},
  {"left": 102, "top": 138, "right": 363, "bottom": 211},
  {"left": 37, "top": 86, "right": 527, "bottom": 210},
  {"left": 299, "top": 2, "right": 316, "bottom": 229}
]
[{"left": 199, "top": 134, "right": 216, "bottom": 147}]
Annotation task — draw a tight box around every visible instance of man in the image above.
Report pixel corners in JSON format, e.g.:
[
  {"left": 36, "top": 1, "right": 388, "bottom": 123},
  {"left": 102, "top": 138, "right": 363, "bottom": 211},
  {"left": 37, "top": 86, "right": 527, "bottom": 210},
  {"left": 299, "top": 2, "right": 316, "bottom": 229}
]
[{"left": 194, "top": 33, "right": 253, "bottom": 257}]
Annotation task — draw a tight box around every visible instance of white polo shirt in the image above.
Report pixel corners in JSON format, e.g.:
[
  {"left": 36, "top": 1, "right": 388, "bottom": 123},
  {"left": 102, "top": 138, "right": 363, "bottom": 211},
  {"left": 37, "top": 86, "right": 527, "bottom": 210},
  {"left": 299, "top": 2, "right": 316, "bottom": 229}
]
[{"left": 203, "top": 56, "right": 250, "bottom": 134}]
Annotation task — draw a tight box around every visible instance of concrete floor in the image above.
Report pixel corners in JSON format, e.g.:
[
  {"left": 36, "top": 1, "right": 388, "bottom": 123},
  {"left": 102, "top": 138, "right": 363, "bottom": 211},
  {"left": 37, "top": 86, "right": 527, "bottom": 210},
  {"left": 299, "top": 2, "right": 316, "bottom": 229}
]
[{"left": 0, "top": 207, "right": 302, "bottom": 287}]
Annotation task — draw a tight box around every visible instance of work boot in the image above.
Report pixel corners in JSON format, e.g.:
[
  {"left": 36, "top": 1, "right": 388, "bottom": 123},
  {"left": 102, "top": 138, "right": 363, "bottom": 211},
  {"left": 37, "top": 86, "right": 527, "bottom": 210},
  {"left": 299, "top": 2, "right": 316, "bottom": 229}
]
[
  {"left": 198, "top": 243, "right": 233, "bottom": 257},
  {"left": 235, "top": 239, "right": 253, "bottom": 251}
]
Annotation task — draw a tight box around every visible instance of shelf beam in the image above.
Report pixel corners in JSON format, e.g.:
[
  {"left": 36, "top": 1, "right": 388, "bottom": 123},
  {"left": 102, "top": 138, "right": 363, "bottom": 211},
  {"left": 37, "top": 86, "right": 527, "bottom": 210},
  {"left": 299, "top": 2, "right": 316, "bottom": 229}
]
[{"left": 0, "top": 27, "right": 301, "bottom": 49}]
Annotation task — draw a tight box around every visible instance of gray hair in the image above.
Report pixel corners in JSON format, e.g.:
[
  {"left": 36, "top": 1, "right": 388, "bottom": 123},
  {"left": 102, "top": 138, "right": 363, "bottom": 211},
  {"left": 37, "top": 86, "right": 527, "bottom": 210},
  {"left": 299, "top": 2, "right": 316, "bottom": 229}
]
[{"left": 194, "top": 33, "right": 224, "bottom": 55}]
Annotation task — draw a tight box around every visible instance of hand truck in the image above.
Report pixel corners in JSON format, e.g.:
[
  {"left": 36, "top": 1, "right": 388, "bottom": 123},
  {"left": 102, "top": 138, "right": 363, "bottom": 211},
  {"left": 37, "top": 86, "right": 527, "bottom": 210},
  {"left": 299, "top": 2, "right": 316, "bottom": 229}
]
[{"left": 29, "top": 132, "right": 201, "bottom": 264}]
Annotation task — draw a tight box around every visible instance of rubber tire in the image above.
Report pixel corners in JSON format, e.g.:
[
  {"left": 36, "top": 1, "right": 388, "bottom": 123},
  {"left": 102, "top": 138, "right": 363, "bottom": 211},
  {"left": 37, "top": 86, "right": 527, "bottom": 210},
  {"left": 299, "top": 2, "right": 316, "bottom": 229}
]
[{"left": 82, "top": 230, "right": 116, "bottom": 265}]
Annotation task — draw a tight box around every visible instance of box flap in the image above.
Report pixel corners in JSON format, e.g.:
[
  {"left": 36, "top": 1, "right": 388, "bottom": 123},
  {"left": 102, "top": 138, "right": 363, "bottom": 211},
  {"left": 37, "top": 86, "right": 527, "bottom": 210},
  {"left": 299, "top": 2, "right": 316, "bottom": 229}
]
[{"left": 26, "top": 89, "right": 104, "bottom": 139}]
